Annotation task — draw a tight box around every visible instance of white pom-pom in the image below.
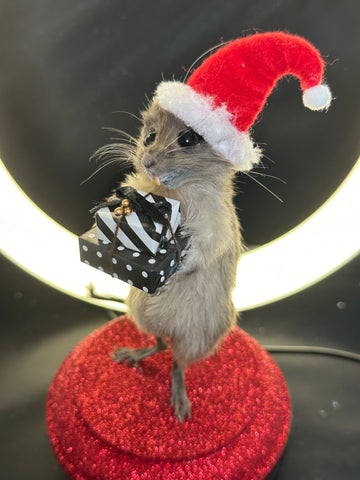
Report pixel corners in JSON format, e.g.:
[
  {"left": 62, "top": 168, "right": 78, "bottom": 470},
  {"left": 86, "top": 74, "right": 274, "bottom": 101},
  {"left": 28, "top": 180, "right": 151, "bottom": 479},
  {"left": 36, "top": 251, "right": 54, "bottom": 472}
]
[{"left": 303, "top": 84, "right": 332, "bottom": 111}]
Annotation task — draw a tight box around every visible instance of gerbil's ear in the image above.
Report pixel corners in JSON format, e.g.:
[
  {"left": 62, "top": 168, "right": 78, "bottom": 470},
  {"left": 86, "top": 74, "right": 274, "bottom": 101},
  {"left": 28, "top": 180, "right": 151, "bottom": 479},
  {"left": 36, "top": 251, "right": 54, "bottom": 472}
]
[{"left": 140, "top": 98, "right": 161, "bottom": 121}]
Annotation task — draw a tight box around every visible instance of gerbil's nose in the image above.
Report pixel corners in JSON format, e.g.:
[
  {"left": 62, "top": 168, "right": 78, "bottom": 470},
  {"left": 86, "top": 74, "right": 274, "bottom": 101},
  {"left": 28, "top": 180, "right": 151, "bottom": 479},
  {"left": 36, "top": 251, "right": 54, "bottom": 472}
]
[{"left": 143, "top": 153, "right": 156, "bottom": 169}]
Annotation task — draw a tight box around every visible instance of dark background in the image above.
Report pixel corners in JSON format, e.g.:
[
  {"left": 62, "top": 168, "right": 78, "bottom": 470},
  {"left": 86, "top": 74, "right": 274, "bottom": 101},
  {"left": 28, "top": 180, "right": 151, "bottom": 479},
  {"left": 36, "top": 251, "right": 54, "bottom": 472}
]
[{"left": 0, "top": 1, "right": 359, "bottom": 479}]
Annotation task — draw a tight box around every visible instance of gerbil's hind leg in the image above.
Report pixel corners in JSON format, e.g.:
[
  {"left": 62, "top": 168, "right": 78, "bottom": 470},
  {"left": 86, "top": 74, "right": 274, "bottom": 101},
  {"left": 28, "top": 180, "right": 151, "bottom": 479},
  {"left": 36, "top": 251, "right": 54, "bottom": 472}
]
[
  {"left": 171, "top": 361, "right": 191, "bottom": 422},
  {"left": 113, "top": 337, "right": 167, "bottom": 366}
]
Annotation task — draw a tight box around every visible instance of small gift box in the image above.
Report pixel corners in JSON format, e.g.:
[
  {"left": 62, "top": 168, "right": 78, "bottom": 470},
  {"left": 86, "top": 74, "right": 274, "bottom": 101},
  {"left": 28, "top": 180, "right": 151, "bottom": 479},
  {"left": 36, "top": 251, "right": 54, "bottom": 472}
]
[
  {"left": 95, "top": 187, "right": 181, "bottom": 256},
  {"left": 79, "top": 226, "right": 188, "bottom": 294},
  {"left": 79, "top": 187, "right": 189, "bottom": 294}
]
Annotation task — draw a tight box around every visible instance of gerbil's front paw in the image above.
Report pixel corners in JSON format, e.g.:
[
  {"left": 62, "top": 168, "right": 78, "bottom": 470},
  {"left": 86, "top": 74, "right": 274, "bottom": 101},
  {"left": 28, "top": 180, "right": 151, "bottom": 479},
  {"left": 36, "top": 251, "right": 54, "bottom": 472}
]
[
  {"left": 183, "top": 267, "right": 198, "bottom": 276},
  {"left": 176, "top": 262, "right": 198, "bottom": 277},
  {"left": 170, "top": 391, "right": 192, "bottom": 423}
]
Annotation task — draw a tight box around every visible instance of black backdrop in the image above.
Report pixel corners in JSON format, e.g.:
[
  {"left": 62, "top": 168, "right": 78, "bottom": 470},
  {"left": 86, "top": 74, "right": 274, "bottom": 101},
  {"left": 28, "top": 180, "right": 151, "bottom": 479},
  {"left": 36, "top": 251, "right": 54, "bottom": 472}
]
[
  {"left": 0, "top": 1, "right": 359, "bottom": 479},
  {"left": 1, "top": 0, "right": 359, "bottom": 245}
]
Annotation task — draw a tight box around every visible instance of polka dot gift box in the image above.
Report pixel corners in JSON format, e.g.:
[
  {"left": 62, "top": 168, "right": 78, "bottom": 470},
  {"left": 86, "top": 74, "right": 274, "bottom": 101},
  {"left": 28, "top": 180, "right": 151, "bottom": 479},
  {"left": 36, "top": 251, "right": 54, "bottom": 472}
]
[{"left": 78, "top": 187, "right": 189, "bottom": 294}]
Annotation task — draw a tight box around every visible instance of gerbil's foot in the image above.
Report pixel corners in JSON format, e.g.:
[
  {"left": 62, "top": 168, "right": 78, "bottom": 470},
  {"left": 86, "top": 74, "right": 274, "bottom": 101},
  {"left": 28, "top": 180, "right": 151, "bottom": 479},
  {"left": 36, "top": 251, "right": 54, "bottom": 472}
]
[
  {"left": 112, "top": 337, "right": 167, "bottom": 366},
  {"left": 171, "top": 389, "right": 191, "bottom": 423},
  {"left": 171, "top": 361, "right": 191, "bottom": 422}
]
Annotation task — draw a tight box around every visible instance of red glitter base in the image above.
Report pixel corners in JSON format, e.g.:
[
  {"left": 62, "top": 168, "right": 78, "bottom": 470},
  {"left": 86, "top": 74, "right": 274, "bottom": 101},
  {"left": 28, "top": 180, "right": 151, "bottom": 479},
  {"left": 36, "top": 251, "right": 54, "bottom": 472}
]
[{"left": 46, "top": 316, "right": 290, "bottom": 480}]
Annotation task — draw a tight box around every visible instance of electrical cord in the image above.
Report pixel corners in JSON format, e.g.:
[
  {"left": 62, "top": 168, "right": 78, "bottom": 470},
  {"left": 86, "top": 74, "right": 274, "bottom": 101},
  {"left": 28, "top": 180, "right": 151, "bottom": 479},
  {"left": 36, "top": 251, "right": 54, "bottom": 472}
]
[
  {"left": 104, "top": 309, "right": 360, "bottom": 363},
  {"left": 264, "top": 345, "right": 360, "bottom": 362}
]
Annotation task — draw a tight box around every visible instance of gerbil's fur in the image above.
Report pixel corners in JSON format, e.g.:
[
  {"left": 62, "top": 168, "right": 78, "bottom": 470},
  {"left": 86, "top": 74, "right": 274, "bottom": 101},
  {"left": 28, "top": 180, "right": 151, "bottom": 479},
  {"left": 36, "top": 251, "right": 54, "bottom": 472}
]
[{"left": 101, "top": 100, "right": 242, "bottom": 421}]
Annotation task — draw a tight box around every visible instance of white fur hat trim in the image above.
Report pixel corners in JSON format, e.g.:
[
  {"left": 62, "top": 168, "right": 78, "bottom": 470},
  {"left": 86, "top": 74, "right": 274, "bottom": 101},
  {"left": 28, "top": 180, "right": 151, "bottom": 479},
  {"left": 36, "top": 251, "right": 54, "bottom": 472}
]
[{"left": 155, "top": 81, "right": 261, "bottom": 171}]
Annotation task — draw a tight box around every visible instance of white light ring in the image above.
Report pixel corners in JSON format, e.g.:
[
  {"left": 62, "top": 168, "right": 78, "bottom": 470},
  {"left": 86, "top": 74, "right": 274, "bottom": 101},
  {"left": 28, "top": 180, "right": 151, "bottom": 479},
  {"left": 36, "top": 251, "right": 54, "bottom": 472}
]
[
  {"left": 233, "top": 156, "right": 360, "bottom": 309},
  {"left": 0, "top": 157, "right": 359, "bottom": 312}
]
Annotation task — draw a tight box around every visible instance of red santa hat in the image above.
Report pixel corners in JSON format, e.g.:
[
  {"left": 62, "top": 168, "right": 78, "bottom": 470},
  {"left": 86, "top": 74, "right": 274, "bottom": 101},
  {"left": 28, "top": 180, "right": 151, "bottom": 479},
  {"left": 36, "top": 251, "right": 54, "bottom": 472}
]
[{"left": 155, "top": 31, "right": 332, "bottom": 171}]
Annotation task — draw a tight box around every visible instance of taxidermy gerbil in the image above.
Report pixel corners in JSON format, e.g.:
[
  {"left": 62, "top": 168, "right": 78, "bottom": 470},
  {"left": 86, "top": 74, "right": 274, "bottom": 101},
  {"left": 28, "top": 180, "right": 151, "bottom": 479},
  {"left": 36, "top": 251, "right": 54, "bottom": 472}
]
[
  {"left": 99, "top": 100, "right": 242, "bottom": 422},
  {"left": 94, "top": 32, "right": 331, "bottom": 422}
]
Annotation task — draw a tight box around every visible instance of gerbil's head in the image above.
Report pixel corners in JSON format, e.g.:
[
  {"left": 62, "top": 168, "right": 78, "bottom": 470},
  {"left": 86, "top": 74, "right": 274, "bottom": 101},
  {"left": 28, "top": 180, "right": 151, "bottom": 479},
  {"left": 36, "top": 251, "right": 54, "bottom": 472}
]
[
  {"left": 90, "top": 33, "right": 331, "bottom": 187},
  {"left": 134, "top": 100, "right": 233, "bottom": 189}
]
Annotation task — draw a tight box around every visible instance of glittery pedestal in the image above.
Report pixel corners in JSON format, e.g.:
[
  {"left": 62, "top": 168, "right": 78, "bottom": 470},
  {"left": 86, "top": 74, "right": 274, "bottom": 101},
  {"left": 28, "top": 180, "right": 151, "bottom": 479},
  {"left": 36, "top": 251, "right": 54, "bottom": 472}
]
[{"left": 46, "top": 316, "right": 290, "bottom": 480}]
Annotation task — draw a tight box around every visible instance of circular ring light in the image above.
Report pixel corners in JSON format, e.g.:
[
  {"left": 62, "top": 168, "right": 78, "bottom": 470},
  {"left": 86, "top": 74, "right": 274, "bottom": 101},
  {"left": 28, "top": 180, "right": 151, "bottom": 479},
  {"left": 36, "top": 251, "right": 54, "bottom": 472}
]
[{"left": 0, "top": 157, "right": 359, "bottom": 312}]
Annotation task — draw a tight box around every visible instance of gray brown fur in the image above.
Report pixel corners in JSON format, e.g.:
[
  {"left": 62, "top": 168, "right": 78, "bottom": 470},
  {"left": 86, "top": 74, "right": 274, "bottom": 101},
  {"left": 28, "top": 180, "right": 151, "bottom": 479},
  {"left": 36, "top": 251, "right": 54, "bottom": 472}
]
[{"left": 107, "top": 100, "right": 242, "bottom": 421}]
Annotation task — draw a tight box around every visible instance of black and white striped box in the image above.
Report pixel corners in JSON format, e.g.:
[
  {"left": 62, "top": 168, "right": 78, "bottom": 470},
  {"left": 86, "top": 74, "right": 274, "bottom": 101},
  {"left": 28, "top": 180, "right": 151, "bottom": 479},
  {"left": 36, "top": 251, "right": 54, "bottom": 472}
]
[{"left": 95, "top": 192, "right": 181, "bottom": 256}]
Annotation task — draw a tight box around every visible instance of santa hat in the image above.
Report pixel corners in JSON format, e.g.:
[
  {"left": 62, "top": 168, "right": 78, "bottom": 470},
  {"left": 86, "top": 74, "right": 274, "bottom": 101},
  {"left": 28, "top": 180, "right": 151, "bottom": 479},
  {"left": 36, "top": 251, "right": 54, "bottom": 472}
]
[{"left": 155, "top": 32, "right": 332, "bottom": 171}]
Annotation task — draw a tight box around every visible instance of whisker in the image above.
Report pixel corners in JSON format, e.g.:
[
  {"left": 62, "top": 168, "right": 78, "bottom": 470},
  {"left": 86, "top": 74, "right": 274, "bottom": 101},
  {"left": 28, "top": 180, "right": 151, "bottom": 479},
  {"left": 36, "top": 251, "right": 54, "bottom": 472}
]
[
  {"left": 162, "top": 135, "right": 182, "bottom": 152},
  {"left": 91, "top": 153, "right": 134, "bottom": 166},
  {"left": 111, "top": 110, "right": 142, "bottom": 122},
  {"left": 250, "top": 171, "right": 287, "bottom": 184},
  {"left": 260, "top": 153, "right": 276, "bottom": 165},
  {"left": 183, "top": 40, "right": 230, "bottom": 82},
  {"left": 107, "top": 139, "right": 137, "bottom": 151},
  {"left": 81, "top": 159, "right": 130, "bottom": 185},
  {"left": 164, "top": 145, "right": 182, "bottom": 155},
  {"left": 102, "top": 127, "right": 138, "bottom": 144},
  {"left": 161, "top": 127, "right": 195, "bottom": 152},
  {"left": 90, "top": 143, "right": 137, "bottom": 164},
  {"left": 243, "top": 171, "right": 283, "bottom": 203}
]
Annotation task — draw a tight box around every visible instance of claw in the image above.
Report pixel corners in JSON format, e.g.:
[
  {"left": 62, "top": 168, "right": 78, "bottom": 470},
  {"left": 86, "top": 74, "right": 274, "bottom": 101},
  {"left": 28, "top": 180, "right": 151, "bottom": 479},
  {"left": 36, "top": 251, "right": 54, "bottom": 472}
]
[
  {"left": 171, "top": 361, "right": 191, "bottom": 422},
  {"left": 170, "top": 392, "right": 192, "bottom": 422}
]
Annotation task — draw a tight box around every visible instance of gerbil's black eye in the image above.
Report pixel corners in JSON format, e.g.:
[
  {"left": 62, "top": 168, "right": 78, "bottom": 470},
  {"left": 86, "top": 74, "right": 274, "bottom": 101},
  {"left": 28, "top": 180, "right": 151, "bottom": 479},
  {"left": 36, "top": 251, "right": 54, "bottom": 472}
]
[
  {"left": 144, "top": 132, "right": 156, "bottom": 146},
  {"left": 177, "top": 129, "right": 204, "bottom": 148}
]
